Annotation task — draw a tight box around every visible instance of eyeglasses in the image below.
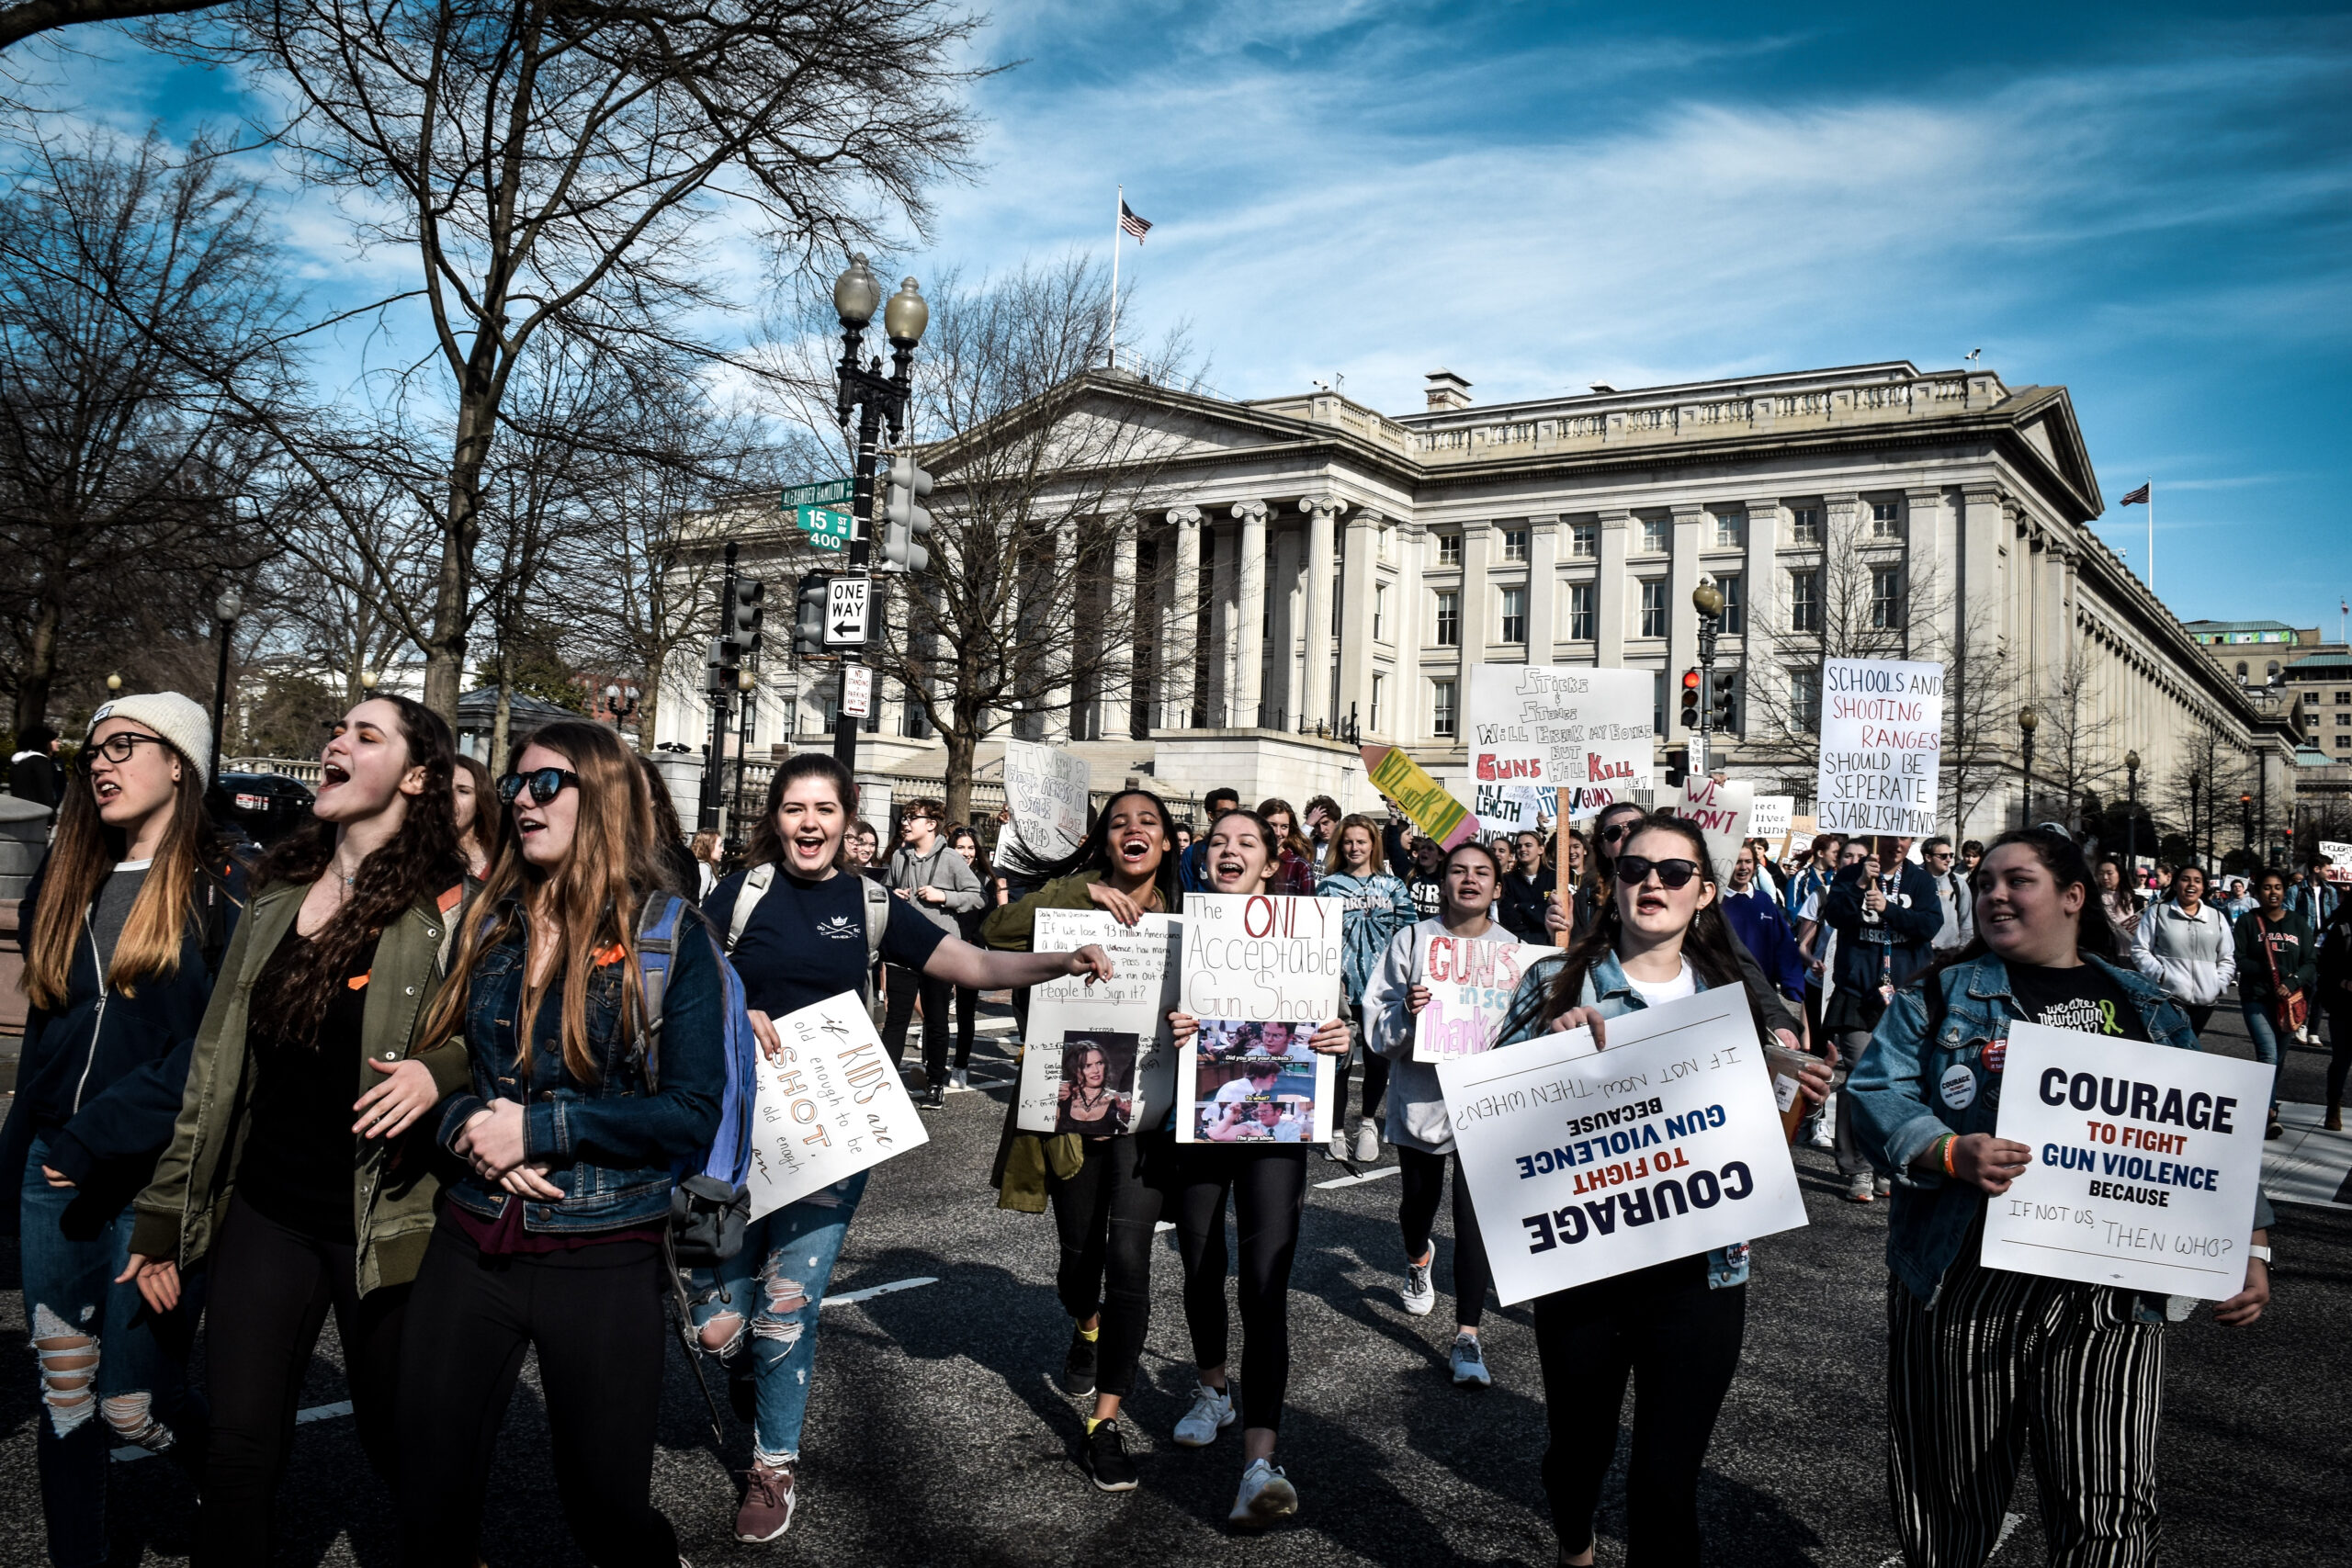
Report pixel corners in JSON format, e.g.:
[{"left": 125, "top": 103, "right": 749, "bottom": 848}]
[
  {"left": 1616, "top": 854, "right": 1703, "bottom": 890},
  {"left": 497, "top": 767, "right": 581, "bottom": 807},
  {"left": 79, "top": 732, "right": 171, "bottom": 769}
]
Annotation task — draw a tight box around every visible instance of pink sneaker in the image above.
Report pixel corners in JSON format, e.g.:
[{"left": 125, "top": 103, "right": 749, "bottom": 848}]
[{"left": 735, "top": 1460, "right": 796, "bottom": 1542}]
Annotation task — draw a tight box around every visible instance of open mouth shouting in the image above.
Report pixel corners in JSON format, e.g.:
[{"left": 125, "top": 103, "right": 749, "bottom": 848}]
[
  {"left": 1116, "top": 830, "right": 1155, "bottom": 871},
  {"left": 318, "top": 761, "right": 353, "bottom": 794}
]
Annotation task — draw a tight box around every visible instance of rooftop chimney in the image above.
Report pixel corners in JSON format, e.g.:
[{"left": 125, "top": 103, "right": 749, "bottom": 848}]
[{"left": 1424, "top": 369, "right": 1472, "bottom": 412}]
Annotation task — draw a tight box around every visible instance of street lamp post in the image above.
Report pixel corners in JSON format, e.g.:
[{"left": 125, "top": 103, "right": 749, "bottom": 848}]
[
  {"left": 1690, "top": 577, "right": 1724, "bottom": 779},
  {"left": 2018, "top": 705, "right": 2040, "bottom": 828},
  {"left": 2240, "top": 792, "right": 2254, "bottom": 868},
  {"left": 208, "top": 586, "right": 243, "bottom": 784},
  {"left": 2123, "top": 749, "right": 2140, "bottom": 886},
  {"left": 828, "top": 254, "right": 927, "bottom": 773}
]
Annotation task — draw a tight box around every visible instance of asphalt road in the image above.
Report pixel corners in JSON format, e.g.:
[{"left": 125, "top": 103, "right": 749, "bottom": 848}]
[{"left": 4, "top": 1000, "right": 2346, "bottom": 1567}]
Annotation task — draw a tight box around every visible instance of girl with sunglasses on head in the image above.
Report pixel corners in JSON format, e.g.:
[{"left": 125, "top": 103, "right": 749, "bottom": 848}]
[
  {"left": 1494, "top": 814, "right": 1830, "bottom": 1568},
  {"left": 1363, "top": 840, "right": 1514, "bottom": 1389},
  {"left": 1317, "top": 812, "right": 1417, "bottom": 1165},
  {"left": 982, "top": 788, "right": 1182, "bottom": 1493},
  {"left": 1846, "top": 829, "right": 2273, "bottom": 1568},
  {"left": 1162, "top": 808, "right": 1351, "bottom": 1529},
  {"left": 697, "top": 754, "right": 1112, "bottom": 1541},
  {"left": 124, "top": 696, "right": 469, "bottom": 1564},
  {"left": 5, "top": 694, "right": 242, "bottom": 1568},
  {"left": 393, "top": 721, "right": 729, "bottom": 1566}
]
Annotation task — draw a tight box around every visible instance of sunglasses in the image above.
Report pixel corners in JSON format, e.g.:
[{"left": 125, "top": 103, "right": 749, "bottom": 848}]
[
  {"left": 497, "top": 767, "right": 581, "bottom": 807},
  {"left": 1616, "top": 854, "right": 1703, "bottom": 890},
  {"left": 1600, "top": 822, "right": 1636, "bottom": 843}
]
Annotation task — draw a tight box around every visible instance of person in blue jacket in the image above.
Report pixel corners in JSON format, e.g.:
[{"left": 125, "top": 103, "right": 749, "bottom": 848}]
[
  {"left": 4, "top": 693, "right": 242, "bottom": 1568},
  {"left": 1317, "top": 812, "right": 1418, "bottom": 1164},
  {"left": 1719, "top": 840, "right": 1808, "bottom": 1010},
  {"left": 1846, "top": 828, "right": 2272, "bottom": 1568},
  {"left": 1820, "top": 836, "right": 1943, "bottom": 1201}
]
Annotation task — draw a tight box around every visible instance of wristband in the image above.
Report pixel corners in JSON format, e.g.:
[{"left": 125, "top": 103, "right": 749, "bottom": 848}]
[{"left": 1940, "top": 1134, "right": 1959, "bottom": 1177}]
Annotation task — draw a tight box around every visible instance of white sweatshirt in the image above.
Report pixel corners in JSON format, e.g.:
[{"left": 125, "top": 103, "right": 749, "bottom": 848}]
[{"left": 2132, "top": 899, "right": 2235, "bottom": 1008}]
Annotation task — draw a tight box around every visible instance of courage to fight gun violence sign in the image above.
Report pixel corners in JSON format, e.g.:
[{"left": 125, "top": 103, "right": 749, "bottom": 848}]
[
  {"left": 1979, "top": 1021, "right": 2270, "bottom": 1299},
  {"left": 1438, "top": 987, "right": 1808, "bottom": 1303}
]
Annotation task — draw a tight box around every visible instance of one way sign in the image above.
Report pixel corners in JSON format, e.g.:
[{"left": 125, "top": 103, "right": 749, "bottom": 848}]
[{"left": 824, "top": 576, "right": 870, "bottom": 648}]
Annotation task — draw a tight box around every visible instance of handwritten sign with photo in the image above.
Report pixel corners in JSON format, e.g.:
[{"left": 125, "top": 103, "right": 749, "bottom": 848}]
[
  {"left": 1014, "top": 909, "right": 1182, "bottom": 1134},
  {"left": 1176, "top": 893, "right": 1345, "bottom": 1145}
]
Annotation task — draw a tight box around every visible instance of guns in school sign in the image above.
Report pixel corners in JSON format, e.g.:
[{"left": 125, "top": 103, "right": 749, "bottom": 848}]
[{"left": 1411, "top": 930, "right": 1560, "bottom": 1063}]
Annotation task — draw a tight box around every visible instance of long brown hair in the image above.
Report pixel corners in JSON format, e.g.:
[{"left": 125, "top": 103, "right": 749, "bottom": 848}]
[
  {"left": 24, "top": 728, "right": 221, "bottom": 1008},
  {"left": 455, "top": 752, "right": 501, "bottom": 870},
  {"left": 1544, "top": 813, "right": 1759, "bottom": 1032},
  {"left": 251, "top": 697, "right": 464, "bottom": 1043},
  {"left": 1256, "top": 796, "right": 1313, "bottom": 865},
  {"left": 422, "top": 720, "right": 665, "bottom": 1084}
]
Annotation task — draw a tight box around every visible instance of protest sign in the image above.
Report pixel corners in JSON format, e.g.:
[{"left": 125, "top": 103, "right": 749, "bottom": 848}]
[
  {"left": 1815, "top": 659, "right": 1944, "bottom": 836},
  {"left": 1014, "top": 909, "right": 1182, "bottom": 1135},
  {"left": 1749, "top": 795, "right": 1793, "bottom": 842},
  {"left": 745, "top": 991, "right": 930, "bottom": 1221},
  {"left": 1980, "top": 1021, "right": 2270, "bottom": 1299},
  {"left": 1177, "top": 893, "right": 1346, "bottom": 1145},
  {"left": 1466, "top": 664, "right": 1654, "bottom": 829},
  {"left": 1471, "top": 783, "right": 1558, "bottom": 836},
  {"left": 1410, "top": 930, "right": 1560, "bottom": 1063},
  {"left": 1001, "top": 739, "right": 1091, "bottom": 863},
  {"left": 2321, "top": 840, "right": 2352, "bottom": 883},
  {"left": 1362, "top": 745, "right": 1476, "bottom": 849},
  {"left": 1673, "top": 776, "right": 1754, "bottom": 872},
  {"left": 1781, "top": 813, "right": 1817, "bottom": 861},
  {"left": 1441, "top": 987, "right": 1807, "bottom": 1303}
]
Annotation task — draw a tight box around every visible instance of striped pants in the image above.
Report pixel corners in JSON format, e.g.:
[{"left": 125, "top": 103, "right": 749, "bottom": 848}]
[{"left": 1887, "top": 1263, "right": 2165, "bottom": 1568}]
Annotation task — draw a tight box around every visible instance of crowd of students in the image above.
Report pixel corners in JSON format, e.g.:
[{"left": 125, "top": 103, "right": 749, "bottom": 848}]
[{"left": 3, "top": 690, "right": 2328, "bottom": 1566}]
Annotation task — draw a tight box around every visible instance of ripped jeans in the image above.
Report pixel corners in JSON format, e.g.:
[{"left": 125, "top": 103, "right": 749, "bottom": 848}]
[
  {"left": 20, "top": 1134, "right": 199, "bottom": 1568},
  {"left": 690, "top": 1170, "right": 867, "bottom": 1467}
]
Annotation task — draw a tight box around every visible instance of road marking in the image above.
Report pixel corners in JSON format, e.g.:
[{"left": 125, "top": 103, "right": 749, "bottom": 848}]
[
  {"left": 116, "top": 1399, "right": 355, "bottom": 1462},
  {"left": 1316, "top": 1166, "right": 1402, "bottom": 1190},
  {"left": 827, "top": 1275, "right": 938, "bottom": 1307},
  {"left": 948, "top": 1074, "right": 1013, "bottom": 1094},
  {"left": 1155, "top": 1220, "right": 1175, "bottom": 1233},
  {"left": 2263, "top": 1101, "right": 2352, "bottom": 1209}
]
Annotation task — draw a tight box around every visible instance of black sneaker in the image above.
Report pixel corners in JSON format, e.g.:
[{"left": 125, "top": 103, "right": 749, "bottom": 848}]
[
  {"left": 1085, "top": 1419, "right": 1139, "bottom": 1492},
  {"left": 922, "top": 1083, "right": 947, "bottom": 1110},
  {"left": 1062, "top": 1326, "right": 1098, "bottom": 1395}
]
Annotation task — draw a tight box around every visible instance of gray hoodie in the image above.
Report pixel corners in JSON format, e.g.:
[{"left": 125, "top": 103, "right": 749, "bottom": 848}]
[
  {"left": 887, "top": 839, "right": 986, "bottom": 939},
  {"left": 1363, "top": 916, "right": 1497, "bottom": 1156},
  {"left": 2132, "top": 897, "right": 2235, "bottom": 1009}
]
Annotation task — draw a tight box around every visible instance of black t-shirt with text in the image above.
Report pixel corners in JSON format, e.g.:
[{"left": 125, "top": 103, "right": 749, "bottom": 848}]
[
  {"left": 707, "top": 866, "right": 945, "bottom": 1018},
  {"left": 2006, "top": 961, "right": 2152, "bottom": 1043}
]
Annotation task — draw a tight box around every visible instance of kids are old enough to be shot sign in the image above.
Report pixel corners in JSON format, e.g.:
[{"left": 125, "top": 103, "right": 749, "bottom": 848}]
[
  {"left": 1814, "top": 658, "right": 1944, "bottom": 837},
  {"left": 745, "top": 990, "right": 931, "bottom": 1220},
  {"left": 1439, "top": 987, "right": 1808, "bottom": 1303},
  {"left": 1177, "top": 893, "right": 1346, "bottom": 1145},
  {"left": 1981, "top": 1021, "right": 2271, "bottom": 1299}
]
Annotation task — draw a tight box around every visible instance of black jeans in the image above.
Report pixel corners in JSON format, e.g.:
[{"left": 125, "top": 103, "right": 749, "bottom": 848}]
[
  {"left": 1532, "top": 1255, "right": 1747, "bottom": 1567},
  {"left": 882, "top": 961, "right": 953, "bottom": 1084},
  {"left": 1170, "top": 1143, "right": 1308, "bottom": 1433},
  {"left": 1045, "top": 1131, "right": 1172, "bottom": 1400},
  {"left": 952, "top": 985, "right": 979, "bottom": 1074},
  {"left": 394, "top": 1218, "right": 677, "bottom": 1567},
  {"left": 2329, "top": 1005, "right": 2352, "bottom": 1106},
  {"left": 1337, "top": 1005, "right": 1389, "bottom": 1125},
  {"left": 198, "top": 1193, "right": 405, "bottom": 1566},
  {"left": 2183, "top": 1004, "right": 2217, "bottom": 1037},
  {"left": 1396, "top": 1146, "right": 1491, "bottom": 1328}
]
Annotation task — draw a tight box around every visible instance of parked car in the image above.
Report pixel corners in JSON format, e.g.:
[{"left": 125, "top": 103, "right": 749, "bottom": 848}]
[{"left": 214, "top": 770, "right": 316, "bottom": 845}]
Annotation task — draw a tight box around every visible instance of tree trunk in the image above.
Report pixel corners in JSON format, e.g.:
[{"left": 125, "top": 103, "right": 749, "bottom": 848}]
[
  {"left": 943, "top": 721, "right": 976, "bottom": 829},
  {"left": 492, "top": 648, "right": 514, "bottom": 765},
  {"left": 424, "top": 345, "right": 503, "bottom": 725},
  {"left": 633, "top": 671, "right": 658, "bottom": 755},
  {"left": 14, "top": 592, "right": 61, "bottom": 733}
]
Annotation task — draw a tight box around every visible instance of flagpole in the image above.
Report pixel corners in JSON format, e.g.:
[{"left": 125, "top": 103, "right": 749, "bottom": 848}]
[
  {"left": 1108, "top": 184, "right": 1122, "bottom": 372},
  {"left": 2146, "top": 478, "right": 2154, "bottom": 592}
]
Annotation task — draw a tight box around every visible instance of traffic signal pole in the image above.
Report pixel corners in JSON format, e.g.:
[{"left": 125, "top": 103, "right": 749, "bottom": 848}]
[
  {"left": 832, "top": 386, "right": 884, "bottom": 771},
  {"left": 700, "top": 540, "right": 739, "bottom": 832}
]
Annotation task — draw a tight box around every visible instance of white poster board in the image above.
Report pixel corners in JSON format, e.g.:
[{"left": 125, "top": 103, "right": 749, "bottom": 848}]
[
  {"left": 1176, "top": 893, "right": 1345, "bottom": 1145},
  {"left": 1440, "top": 987, "right": 1808, "bottom": 1303},
  {"left": 2321, "top": 840, "right": 2352, "bottom": 883},
  {"left": 1412, "top": 930, "right": 1561, "bottom": 1062},
  {"left": 1749, "top": 795, "right": 1793, "bottom": 843},
  {"left": 1014, "top": 909, "right": 1182, "bottom": 1135},
  {"left": 1471, "top": 783, "right": 1558, "bottom": 836},
  {"left": 1673, "top": 776, "right": 1755, "bottom": 873},
  {"left": 1814, "top": 659, "right": 1944, "bottom": 837},
  {"left": 1979, "top": 1021, "right": 2269, "bottom": 1299},
  {"left": 1000, "top": 739, "right": 1091, "bottom": 863},
  {"left": 744, "top": 991, "right": 931, "bottom": 1221},
  {"left": 1468, "top": 664, "right": 1655, "bottom": 830}
]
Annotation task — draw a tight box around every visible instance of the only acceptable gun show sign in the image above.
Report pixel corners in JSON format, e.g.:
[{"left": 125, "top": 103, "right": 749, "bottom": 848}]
[
  {"left": 1979, "top": 1021, "right": 2270, "bottom": 1299},
  {"left": 745, "top": 990, "right": 931, "bottom": 1220},
  {"left": 1438, "top": 987, "right": 1807, "bottom": 1303},
  {"left": 1814, "top": 658, "right": 1943, "bottom": 837},
  {"left": 1177, "top": 893, "right": 1346, "bottom": 1145},
  {"left": 1014, "top": 908, "right": 1182, "bottom": 1136}
]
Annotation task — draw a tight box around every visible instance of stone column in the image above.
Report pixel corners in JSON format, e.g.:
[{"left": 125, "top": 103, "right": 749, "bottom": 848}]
[
  {"left": 1905, "top": 487, "right": 1948, "bottom": 661},
  {"left": 1668, "top": 504, "right": 1706, "bottom": 697},
  {"left": 1460, "top": 518, "right": 1493, "bottom": 660},
  {"left": 1596, "top": 511, "right": 1632, "bottom": 665},
  {"left": 1959, "top": 483, "right": 2005, "bottom": 662},
  {"left": 1210, "top": 521, "right": 1238, "bottom": 727},
  {"left": 1338, "top": 509, "right": 1380, "bottom": 737},
  {"left": 1164, "top": 505, "right": 1203, "bottom": 728},
  {"left": 1742, "top": 497, "right": 1781, "bottom": 678},
  {"left": 1271, "top": 519, "right": 1301, "bottom": 729},
  {"left": 1298, "top": 495, "right": 1346, "bottom": 732},
  {"left": 1043, "top": 515, "right": 1078, "bottom": 740},
  {"left": 1232, "top": 500, "right": 1269, "bottom": 729},
  {"left": 1526, "top": 515, "right": 1560, "bottom": 663},
  {"left": 1102, "top": 513, "right": 1138, "bottom": 739}
]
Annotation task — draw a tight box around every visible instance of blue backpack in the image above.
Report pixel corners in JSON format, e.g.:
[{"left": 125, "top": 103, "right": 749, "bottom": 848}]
[{"left": 632, "top": 894, "right": 762, "bottom": 1265}]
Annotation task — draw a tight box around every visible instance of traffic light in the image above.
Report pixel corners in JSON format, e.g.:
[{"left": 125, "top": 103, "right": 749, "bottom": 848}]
[
  {"left": 729, "top": 577, "right": 765, "bottom": 655},
  {"left": 1712, "top": 670, "right": 1739, "bottom": 733},
  {"left": 792, "top": 572, "right": 831, "bottom": 657},
  {"left": 879, "top": 453, "right": 933, "bottom": 572},
  {"left": 1663, "top": 746, "right": 1689, "bottom": 789},
  {"left": 705, "top": 634, "right": 736, "bottom": 695},
  {"left": 1679, "top": 669, "right": 1702, "bottom": 729}
]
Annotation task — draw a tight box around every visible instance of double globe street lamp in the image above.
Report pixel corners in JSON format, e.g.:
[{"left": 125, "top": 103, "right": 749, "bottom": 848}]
[{"left": 1690, "top": 576, "right": 1725, "bottom": 777}]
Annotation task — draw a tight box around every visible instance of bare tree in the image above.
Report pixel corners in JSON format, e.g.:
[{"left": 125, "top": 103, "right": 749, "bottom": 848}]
[
  {"left": 161, "top": 0, "right": 985, "bottom": 723},
  {"left": 0, "top": 0, "right": 223, "bottom": 51},
  {"left": 2157, "top": 723, "right": 2249, "bottom": 873},
  {"left": 1934, "top": 592, "right": 2026, "bottom": 841},
  {"left": 2027, "top": 644, "right": 2123, "bottom": 836}
]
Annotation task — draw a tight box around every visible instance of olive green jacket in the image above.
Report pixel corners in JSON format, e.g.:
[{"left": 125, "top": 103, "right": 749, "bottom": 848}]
[{"left": 128, "top": 878, "right": 470, "bottom": 1295}]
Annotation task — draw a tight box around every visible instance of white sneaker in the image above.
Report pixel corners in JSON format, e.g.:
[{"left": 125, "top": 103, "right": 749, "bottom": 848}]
[
  {"left": 1400, "top": 1258, "right": 1436, "bottom": 1316},
  {"left": 1449, "top": 1332, "right": 1491, "bottom": 1388},
  {"left": 1353, "top": 1122, "right": 1381, "bottom": 1164},
  {"left": 1873, "top": 1176, "right": 1893, "bottom": 1197},
  {"left": 1227, "top": 1457, "right": 1298, "bottom": 1529},
  {"left": 951, "top": 1068, "right": 969, "bottom": 1091},
  {"left": 1327, "top": 1125, "right": 1349, "bottom": 1161},
  {"left": 1172, "top": 1382, "right": 1235, "bottom": 1448}
]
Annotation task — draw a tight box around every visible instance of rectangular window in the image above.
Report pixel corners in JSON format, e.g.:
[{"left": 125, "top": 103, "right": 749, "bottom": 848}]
[
  {"left": 2337, "top": 691, "right": 2349, "bottom": 705},
  {"left": 1790, "top": 506, "right": 1823, "bottom": 545},
  {"left": 1714, "top": 514, "right": 1743, "bottom": 548},
  {"left": 1332, "top": 574, "right": 1343, "bottom": 635},
  {"left": 1568, "top": 582, "right": 1596, "bottom": 641},
  {"left": 1640, "top": 519, "right": 1669, "bottom": 555},
  {"left": 1640, "top": 581, "right": 1668, "bottom": 638},
  {"left": 1371, "top": 672, "right": 1385, "bottom": 732},
  {"left": 1500, "top": 586, "right": 1527, "bottom": 644},
  {"left": 1501, "top": 528, "right": 1528, "bottom": 562},
  {"left": 2338, "top": 713, "right": 2350, "bottom": 727},
  {"left": 1570, "top": 524, "right": 1598, "bottom": 559},
  {"left": 1790, "top": 570, "right": 1821, "bottom": 633},
  {"left": 1438, "top": 532, "right": 1463, "bottom": 567},
  {"left": 1871, "top": 565, "right": 1905, "bottom": 628},
  {"left": 1792, "top": 666, "right": 1822, "bottom": 730},
  {"left": 1374, "top": 582, "right": 1389, "bottom": 641},
  {"left": 1871, "top": 499, "right": 1904, "bottom": 539},
  {"left": 1431, "top": 679, "right": 1456, "bottom": 739},
  {"left": 1434, "top": 591, "right": 1460, "bottom": 647},
  {"left": 1717, "top": 573, "right": 1744, "bottom": 636}
]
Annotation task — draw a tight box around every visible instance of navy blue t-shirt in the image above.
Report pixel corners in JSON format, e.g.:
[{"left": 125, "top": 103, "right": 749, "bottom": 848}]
[{"left": 706, "top": 866, "right": 946, "bottom": 1017}]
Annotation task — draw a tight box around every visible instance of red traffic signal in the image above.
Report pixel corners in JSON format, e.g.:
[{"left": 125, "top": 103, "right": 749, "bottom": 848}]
[{"left": 1681, "top": 669, "right": 1702, "bottom": 690}]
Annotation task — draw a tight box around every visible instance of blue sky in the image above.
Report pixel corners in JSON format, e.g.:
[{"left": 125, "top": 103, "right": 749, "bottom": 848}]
[{"left": 32, "top": 0, "right": 2352, "bottom": 635}]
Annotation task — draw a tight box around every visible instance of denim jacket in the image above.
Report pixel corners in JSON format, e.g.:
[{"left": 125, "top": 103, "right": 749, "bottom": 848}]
[
  {"left": 1496, "top": 951, "right": 1752, "bottom": 1291},
  {"left": 1845, "top": 952, "right": 2276, "bottom": 1321},
  {"left": 434, "top": 896, "right": 726, "bottom": 1235}
]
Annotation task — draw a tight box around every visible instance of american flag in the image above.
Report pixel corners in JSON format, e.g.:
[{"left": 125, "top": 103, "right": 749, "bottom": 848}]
[
  {"left": 1119, "top": 200, "right": 1152, "bottom": 243},
  {"left": 2119, "top": 482, "right": 2151, "bottom": 505}
]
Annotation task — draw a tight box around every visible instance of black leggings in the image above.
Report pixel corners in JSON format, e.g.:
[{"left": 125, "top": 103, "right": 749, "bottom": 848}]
[
  {"left": 882, "top": 962, "right": 953, "bottom": 1083},
  {"left": 1532, "top": 1255, "right": 1747, "bottom": 1567},
  {"left": 1339, "top": 1006, "right": 1389, "bottom": 1124},
  {"left": 2329, "top": 1005, "right": 2352, "bottom": 1105},
  {"left": 1396, "top": 1146, "right": 1491, "bottom": 1329},
  {"left": 1045, "top": 1131, "right": 1171, "bottom": 1400},
  {"left": 1170, "top": 1143, "right": 1308, "bottom": 1433},
  {"left": 953, "top": 985, "right": 979, "bottom": 1074},
  {"left": 2183, "top": 1004, "right": 2217, "bottom": 1036},
  {"left": 198, "top": 1192, "right": 405, "bottom": 1566},
  {"left": 394, "top": 1218, "right": 677, "bottom": 1567}
]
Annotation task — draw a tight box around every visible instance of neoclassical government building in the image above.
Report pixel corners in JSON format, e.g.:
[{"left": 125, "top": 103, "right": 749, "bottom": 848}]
[{"left": 661, "top": 358, "right": 2295, "bottom": 844}]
